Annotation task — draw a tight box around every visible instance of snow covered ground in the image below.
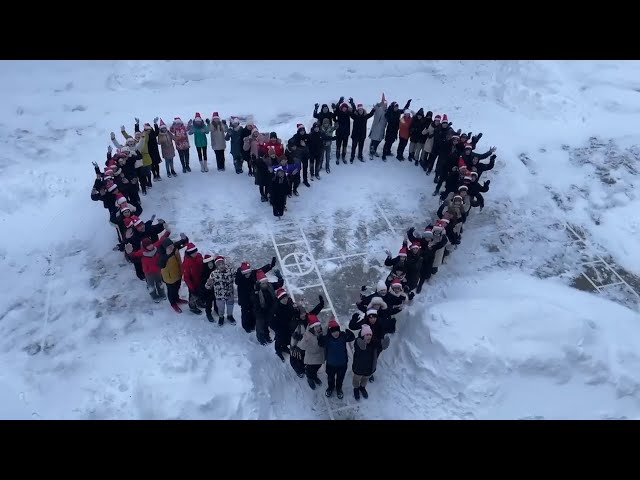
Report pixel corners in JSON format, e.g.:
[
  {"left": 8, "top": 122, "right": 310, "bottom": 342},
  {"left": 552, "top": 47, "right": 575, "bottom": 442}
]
[{"left": 1, "top": 60, "right": 640, "bottom": 419}]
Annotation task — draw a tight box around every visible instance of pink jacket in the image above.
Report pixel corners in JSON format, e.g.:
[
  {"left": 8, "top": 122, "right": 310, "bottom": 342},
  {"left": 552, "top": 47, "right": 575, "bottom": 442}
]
[
  {"left": 170, "top": 122, "right": 190, "bottom": 151},
  {"left": 243, "top": 131, "right": 266, "bottom": 157}
]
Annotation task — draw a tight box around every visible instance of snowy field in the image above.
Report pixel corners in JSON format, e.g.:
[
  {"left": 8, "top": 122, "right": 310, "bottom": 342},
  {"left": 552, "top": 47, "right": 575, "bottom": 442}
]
[{"left": 1, "top": 60, "right": 640, "bottom": 419}]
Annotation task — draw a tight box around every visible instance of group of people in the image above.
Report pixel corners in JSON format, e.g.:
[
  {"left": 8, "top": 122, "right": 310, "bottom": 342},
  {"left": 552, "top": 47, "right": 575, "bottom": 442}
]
[{"left": 89, "top": 94, "right": 499, "bottom": 404}]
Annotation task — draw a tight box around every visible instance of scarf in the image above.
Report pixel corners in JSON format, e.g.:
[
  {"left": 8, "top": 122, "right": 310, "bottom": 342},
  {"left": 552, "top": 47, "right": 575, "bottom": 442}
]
[{"left": 143, "top": 247, "right": 156, "bottom": 257}]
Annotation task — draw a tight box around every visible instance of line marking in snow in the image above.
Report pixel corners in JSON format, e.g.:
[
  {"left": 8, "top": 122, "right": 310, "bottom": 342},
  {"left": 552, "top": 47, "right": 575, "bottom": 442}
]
[
  {"left": 297, "top": 283, "right": 324, "bottom": 290},
  {"left": 581, "top": 272, "right": 601, "bottom": 293},
  {"left": 276, "top": 240, "right": 306, "bottom": 247},
  {"left": 316, "top": 252, "right": 368, "bottom": 262},
  {"left": 598, "top": 282, "right": 625, "bottom": 289},
  {"left": 375, "top": 203, "right": 398, "bottom": 236}
]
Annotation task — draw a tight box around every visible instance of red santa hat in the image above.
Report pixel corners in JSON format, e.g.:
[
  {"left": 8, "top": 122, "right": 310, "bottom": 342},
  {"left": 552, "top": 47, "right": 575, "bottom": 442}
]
[
  {"left": 328, "top": 318, "right": 340, "bottom": 331},
  {"left": 357, "top": 103, "right": 363, "bottom": 110},
  {"left": 211, "top": 112, "right": 220, "bottom": 120},
  {"left": 464, "top": 175, "right": 473, "bottom": 182},
  {"left": 365, "top": 309, "right": 378, "bottom": 317},
  {"left": 434, "top": 114, "right": 442, "bottom": 121},
  {"left": 240, "top": 261, "right": 251, "bottom": 274},
  {"left": 185, "top": 242, "right": 198, "bottom": 254},
  {"left": 256, "top": 269, "right": 268, "bottom": 283},
  {"left": 403, "top": 110, "right": 413, "bottom": 117},
  {"left": 159, "top": 119, "right": 166, "bottom": 127},
  {"left": 458, "top": 185, "right": 469, "bottom": 192},
  {"left": 124, "top": 217, "right": 135, "bottom": 229},
  {"left": 115, "top": 195, "right": 127, "bottom": 207},
  {"left": 464, "top": 142, "right": 472, "bottom": 150},
  {"left": 470, "top": 171, "right": 479, "bottom": 179},
  {"left": 410, "top": 241, "right": 421, "bottom": 250},
  {"left": 361, "top": 324, "right": 373, "bottom": 336},
  {"left": 453, "top": 195, "right": 463, "bottom": 203},
  {"left": 437, "top": 218, "right": 450, "bottom": 227},
  {"left": 390, "top": 278, "right": 403, "bottom": 290},
  {"left": 398, "top": 246, "right": 408, "bottom": 257},
  {"left": 307, "top": 314, "right": 321, "bottom": 329},
  {"left": 107, "top": 183, "right": 118, "bottom": 192},
  {"left": 442, "top": 114, "right": 449, "bottom": 123},
  {"left": 113, "top": 167, "right": 122, "bottom": 176},
  {"left": 133, "top": 217, "right": 144, "bottom": 228},
  {"left": 214, "top": 255, "right": 225, "bottom": 264},
  {"left": 381, "top": 92, "right": 387, "bottom": 104},
  {"left": 203, "top": 253, "right": 215, "bottom": 264},
  {"left": 275, "top": 287, "right": 287, "bottom": 299},
  {"left": 173, "top": 117, "right": 183, "bottom": 124},
  {"left": 194, "top": 112, "right": 202, "bottom": 120},
  {"left": 120, "top": 203, "right": 132, "bottom": 213},
  {"left": 296, "top": 123, "right": 305, "bottom": 131},
  {"left": 423, "top": 227, "right": 434, "bottom": 239}
]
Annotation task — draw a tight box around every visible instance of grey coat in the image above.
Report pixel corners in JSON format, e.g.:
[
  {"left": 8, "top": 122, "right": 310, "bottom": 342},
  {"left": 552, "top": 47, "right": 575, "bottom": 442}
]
[
  {"left": 298, "top": 327, "right": 325, "bottom": 366},
  {"left": 368, "top": 103, "right": 388, "bottom": 142},
  {"left": 157, "top": 131, "right": 176, "bottom": 159},
  {"left": 210, "top": 122, "right": 228, "bottom": 151},
  {"left": 422, "top": 124, "right": 435, "bottom": 153}
]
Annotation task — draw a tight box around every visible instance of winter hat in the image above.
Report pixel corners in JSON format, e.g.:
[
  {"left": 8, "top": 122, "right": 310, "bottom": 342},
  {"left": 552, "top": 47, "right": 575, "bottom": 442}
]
[
  {"left": 458, "top": 185, "right": 469, "bottom": 192},
  {"left": 415, "top": 108, "right": 424, "bottom": 117},
  {"left": 328, "top": 318, "right": 340, "bottom": 333},
  {"left": 296, "top": 123, "right": 305, "bottom": 132},
  {"left": 270, "top": 132, "right": 277, "bottom": 139},
  {"left": 453, "top": 195, "right": 463, "bottom": 204},
  {"left": 174, "top": 117, "right": 183, "bottom": 124},
  {"left": 437, "top": 218, "right": 450, "bottom": 227},
  {"left": 451, "top": 135, "right": 460, "bottom": 142},
  {"left": 464, "top": 143, "right": 472, "bottom": 151},
  {"left": 194, "top": 112, "right": 203, "bottom": 121},
  {"left": 366, "top": 309, "right": 378, "bottom": 317},
  {"left": 403, "top": 110, "right": 412, "bottom": 117},
  {"left": 256, "top": 269, "right": 268, "bottom": 283},
  {"left": 212, "top": 111, "right": 220, "bottom": 120},
  {"left": 113, "top": 167, "right": 123, "bottom": 176},
  {"left": 410, "top": 241, "right": 421, "bottom": 250},
  {"left": 470, "top": 171, "right": 479, "bottom": 179},
  {"left": 120, "top": 146, "right": 132, "bottom": 156},
  {"left": 442, "top": 114, "right": 449, "bottom": 123},
  {"left": 144, "top": 123, "right": 152, "bottom": 131},
  {"left": 423, "top": 229, "right": 434, "bottom": 240},
  {"left": 307, "top": 314, "right": 321, "bottom": 329},
  {"left": 133, "top": 217, "right": 144, "bottom": 228},
  {"left": 340, "top": 102, "right": 349, "bottom": 110},
  {"left": 275, "top": 287, "right": 287, "bottom": 299},
  {"left": 426, "top": 110, "right": 433, "bottom": 119},
  {"left": 398, "top": 246, "right": 408, "bottom": 257},
  {"left": 157, "top": 119, "right": 166, "bottom": 128},
  {"left": 203, "top": 253, "right": 215, "bottom": 264},
  {"left": 115, "top": 195, "right": 128, "bottom": 207},
  {"left": 124, "top": 217, "right": 135, "bottom": 229},
  {"left": 377, "top": 280, "right": 387, "bottom": 292},
  {"left": 463, "top": 175, "right": 473, "bottom": 183},
  {"left": 240, "top": 261, "right": 251, "bottom": 274},
  {"left": 432, "top": 224, "right": 444, "bottom": 234},
  {"left": 356, "top": 103, "right": 363, "bottom": 110},
  {"left": 185, "top": 242, "right": 198, "bottom": 254},
  {"left": 214, "top": 255, "right": 225, "bottom": 264},
  {"left": 141, "top": 238, "right": 153, "bottom": 249},
  {"left": 120, "top": 203, "right": 132, "bottom": 213},
  {"left": 390, "top": 278, "right": 403, "bottom": 290},
  {"left": 434, "top": 114, "right": 442, "bottom": 122},
  {"left": 107, "top": 183, "right": 118, "bottom": 193},
  {"left": 361, "top": 324, "right": 373, "bottom": 337}
]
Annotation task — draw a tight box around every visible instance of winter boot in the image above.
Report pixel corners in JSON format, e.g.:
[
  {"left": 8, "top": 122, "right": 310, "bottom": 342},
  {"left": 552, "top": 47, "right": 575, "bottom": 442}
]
[
  {"left": 297, "top": 372, "right": 305, "bottom": 378},
  {"left": 185, "top": 159, "right": 192, "bottom": 172},
  {"left": 357, "top": 155, "right": 364, "bottom": 162},
  {"left": 156, "top": 173, "right": 162, "bottom": 181},
  {"left": 415, "top": 159, "right": 420, "bottom": 166},
  {"left": 354, "top": 388, "right": 360, "bottom": 401},
  {"left": 313, "top": 377, "right": 322, "bottom": 386},
  {"left": 432, "top": 189, "right": 440, "bottom": 196},
  {"left": 171, "top": 303, "right": 182, "bottom": 314},
  {"left": 180, "top": 158, "right": 187, "bottom": 173},
  {"left": 408, "top": 153, "right": 414, "bottom": 162},
  {"left": 326, "top": 165, "right": 330, "bottom": 174},
  {"left": 171, "top": 168, "right": 177, "bottom": 176},
  {"left": 337, "top": 389, "right": 344, "bottom": 399},
  {"left": 276, "top": 350, "right": 285, "bottom": 362},
  {"left": 227, "top": 315, "right": 236, "bottom": 325},
  {"left": 369, "top": 146, "right": 375, "bottom": 160},
  {"left": 200, "top": 161, "right": 205, "bottom": 172},
  {"left": 177, "top": 298, "right": 188, "bottom": 305},
  {"left": 206, "top": 311, "right": 214, "bottom": 322},
  {"left": 189, "top": 305, "right": 202, "bottom": 315},
  {"left": 293, "top": 189, "right": 299, "bottom": 196},
  {"left": 397, "top": 154, "right": 404, "bottom": 161},
  {"left": 369, "top": 375, "right": 375, "bottom": 383},
  {"left": 307, "top": 377, "right": 316, "bottom": 390},
  {"left": 325, "top": 388, "right": 334, "bottom": 398},
  {"left": 315, "top": 174, "right": 320, "bottom": 180},
  {"left": 218, "top": 316, "right": 224, "bottom": 327},
  {"left": 342, "top": 155, "right": 347, "bottom": 164},
  {"left": 359, "top": 386, "right": 369, "bottom": 399},
  {"left": 310, "top": 175, "right": 314, "bottom": 182},
  {"left": 204, "top": 161, "right": 209, "bottom": 172},
  {"left": 303, "top": 180, "right": 311, "bottom": 188}
]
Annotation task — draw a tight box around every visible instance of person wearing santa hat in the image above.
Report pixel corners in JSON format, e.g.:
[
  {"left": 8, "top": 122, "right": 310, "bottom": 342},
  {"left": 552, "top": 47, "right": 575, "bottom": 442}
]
[
  {"left": 182, "top": 242, "right": 204, "bottom": 315},
  {"left": 157, "top": 119, "right": 178, "bottom": 177},
  {"left": 356, "top": 280, "right": 388, "bottom": 315},
  {"left": 289, "top": 295, "right": 325, "bottom": 377},
  {"left": 405, "top": 241, "right": 424, "bottom": 292},
  {"left": 382, "top": 98, "right": 412, "bottom": 160},
  {"left": 348, "top": 97, "right": 375, "bottom": 163},
  {"left": 332, "top": 96, "right": 352, "bottom": 164},
  {"left": 297, "top": 314, "right": 325, "bottom": 390},
  {"left": 243, "top": 127, "right": 265, "bottom": 178},
  {"left": 313, "top": 102, "right": 336, "bottom": 126},
  {"left": 135, "top": 118, "right": 163, "bottom": 182},
  {"left": 271, "top": 287, "right": 297, "bottom": 361},
  {"left": 396, "top": 109, "right": 413, "bottom": 161},
  {"left": 198, "top": 253, "right": 219, "bottom": 321},
  {"left": 169, "top": 117, "right": 192, "bottom": 173},
  {"left": 206, "top": 112, "right": 229, "bottom": 171},
  {"left": 254, "top": 146, "right": 273, "bottom": 202},
  {"left": 351, "top": 323, "right": 390, "bottom": 401},
  {"left": 205, "top": 255, "right": 236, "bottom": 326},
  {"left": 126, "top": 229, "right": 171, "bottom": 301},
  {"left": 253, "top": 268, "right": 284, "bottom": 345},
  {"left": 318, "top": 318, "right": 355, "bottom": 399},
  {"left": 225, "top": 118, "right": 245, "bottom": 174},
  {"left": 420, "top": 111, "right": 436, "bottom": 171},
  {"left": 235, "top": 257, "right": 277, "bottom": 333},
  {"left": 384, "top": 244, "right": 408, "bottom": 273},
  {"left": 471, "top": 153, "right": 496, "bottom": 180},
  {"left": 188, "top": 113, "right": 210, "bottom": 172},
  {"left": 157, "top": 232, "right": 191, "bottom": 313},
  {"left": 383, "top": 277, "right": 409, "bottom": 329}
]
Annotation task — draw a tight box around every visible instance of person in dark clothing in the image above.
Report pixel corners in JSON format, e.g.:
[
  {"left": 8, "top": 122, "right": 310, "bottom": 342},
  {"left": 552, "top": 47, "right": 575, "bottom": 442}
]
[
  {"left": 270, "top": 167, "right": 290, "bottom": 218},
  {"left": 235, "top": 258, "right": 276, "bottom": 333},
  {"left": 458, "top": 144, "right": 495, "bottom": 169},
  {"left": 271, "top": 287, "right": 297, "bottom": 361},
  {"left": 198, "top": 253, "right": 219, "bottom": 321},
  {"left": 348, "top": 98, "right": 375, "bottom": 162},
  {"left": 289, "top": 296, "right": 325, "bottom": 377},
  {"left": 470, "top": 154, "right": 496, "bottom": 179},
  {"left": 285, "top": 140, "right": 302, "bottom": 196},
  {"left": 225, "top": 118, "right": 245, "bottom": 174},
  {"left": 408, "top": 108, "right": 429, "bottom": 163},
  {"left": 290, "top": 125, "right": 311, "bottom": 187},
  {"left": 240, "top": 123, "right": 256, "bottom": 176},
  {"left": 307, "top": 122, "right": 327, "bottom": 180},
  {"left": 157, "top": 233, "right": 189, "bottom": 312},
  {"left": 333, "top": 97, "right": 352, "bottom": 163},
  {"left": 467, "top": 174, "right": 491, "bottom": 211},
  {"left": 382, "top": 99, "right": 411, "bottom": 160},
  {"left": 253, "top": 268, "right": 284, "bottom": 345},
  {"left": 313, "top": 103, "right": 335, "bottom": 126},
  {"left": 318, "top": 318, "right": 355, "bottom": 399},
  {"left": 135, "top": 120, "right": 163, "bottom": 181},
  {"left": 428, "top": 115, "right": 446, "bottom": 180},
  {"left": 434, "top": 136, "right": 462, "bottom": 195},
  {"left": 351, "top": 324, "right": 390, "bottom": 400},
  {"left": 254, "top": 152, "right": 272, "bottom": 202},
  {"left": 405, "top": 242, "right": 423, "bottom": 291}
]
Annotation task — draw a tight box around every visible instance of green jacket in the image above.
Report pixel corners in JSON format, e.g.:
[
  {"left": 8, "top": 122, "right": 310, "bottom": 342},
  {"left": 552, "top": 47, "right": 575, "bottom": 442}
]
[{"left": 188, "top": 123, "right": 210, "bottom": 148}]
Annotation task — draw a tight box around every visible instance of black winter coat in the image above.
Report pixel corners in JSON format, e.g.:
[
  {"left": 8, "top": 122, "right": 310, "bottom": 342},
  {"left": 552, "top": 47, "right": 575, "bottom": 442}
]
[
  {"left": 384, "top": 100, "right": 412, "bottom": 141},
  {"left": 135, "top": 123, "right": 162, "bottom": 164},
  {"left": 409, "top": 109, "right": 429, "bottom": 143},
  {"left": 351, "top": 336, "right": 390, "bottom": 377},
  {"left": 272, "top": 299, "right": 297, "bottom": 338},
  {"left": 334, "top": 99, "right": 352, "bottom": 137},
  {"left": 349, "top": 100, "right": 375, "bottom": 140},
  {"left": 253, "top": 280, "right": 284, "bottom": 320},
  {"left": 235, "top": 263, "right": 273, "bottom": 308},
  {"left": 348, "top": 313, "right": 387, "bottom": 340},
  {"left": 472, "top": 155, "right": 496, "bottom": 179},
  {"left": 313, "top": 104, "right": 335, "bottom": 126},
  {"left": 307, "top": 128, "right": 326, "bottom": 154}
]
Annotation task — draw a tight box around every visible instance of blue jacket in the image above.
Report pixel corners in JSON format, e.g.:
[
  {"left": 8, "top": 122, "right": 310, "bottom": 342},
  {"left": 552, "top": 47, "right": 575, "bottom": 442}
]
[{"left": 320, "top": 330, "right": 355, "bottom": 367}]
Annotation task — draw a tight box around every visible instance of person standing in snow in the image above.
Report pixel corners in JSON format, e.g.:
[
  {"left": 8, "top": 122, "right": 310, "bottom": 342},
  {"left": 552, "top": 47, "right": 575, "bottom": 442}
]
[
  {"left": 271, "top": 287, "right": 297, "bottom": 361},
  {"left": 289, "top": 295, "right": 325, "bottom": 377},
  {"left": 135, "top": 119, "right": 163, "bottom": 181},
  {"left": 396, "top": 110, "right": 412, "bottom": 161},
  {"left": 420, "top": 111, "right": 436, "bottom": 171},
  {"left": 157, "top": 232, "right": 190, "bottom": 313},
  {"left": 349, "top": 98, "right": 375, "bottom": 163},
  {"left": 313, "top": 102, "right": 335, "bottom": 126},
  {"left": 207, "top": 112, "right": 228, "bottom": 171},
  {"left": 125, "top": 229, "right": 170, "bottom": 301},
  {"left": 408, "top": 108, "right": 429, "bottom": 165},
  {"left": 270, "top": 166, "right": 290, "bottom": 218},
  {"left": 307, "top": 122, "right": 326, "bottom": 180},
  {"left": 351, "top": 324, "right": 390, "bottom": 401},
  {"left": 235, "top": 258, "right": 276, "bottom": 333},
  {"left": 470, "top": 153, "right": 496, "bottom": 180},
  {"left": 182, "top": 242, "right": 204, "bottom": 315},
  {"left": 170, "top": 117, "right": 192, "bottom": 173},
  {"left": 254, "top": 147, "right": 273, "bottom": 202},
  {"left": 206, "top": 255, "right": 236, "bottom": 326},
  {"left": 121, "top": 125, "right": 153, "bottom": 192},
  {"left": 367, "top": 94, "right": 388, "bottom": 160},
  {"left": 318, "top": 318, "right": 355, "bottom": 399},
  {"left": 243, "top": 127, "right": 264, "bottom": 178},
  {"left": 289, "top": 124, "right": 312, "bottom": 187},
  {"left": 188, "top": 113, "right": 210, "bottom": 172},
  {"left": 381, "top": 98, "right": 411, "bottom": 160},
  {"left": 297, "top": 315, "right": 325, "bottom": 390},
  {"left": 198, "top": 253, "right": 219, "bottom": 321},
  {"left": 253, "top": 268, "right": 284, "bottom": 345},
  {"left": 226, "top": 118, "right": 245, "bottom": 174},
  {"left": 333, "top": 97, "right": 352, "bottom": 164},
  {"left": 157, "top": 119, "right": 178, "bottom": 177},
  {"left": 320, "top": 118, "right": 338, "bottom": 174}
]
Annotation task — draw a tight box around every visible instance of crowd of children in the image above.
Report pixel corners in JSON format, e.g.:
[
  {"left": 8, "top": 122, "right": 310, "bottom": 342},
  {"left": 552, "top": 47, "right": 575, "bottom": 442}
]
[{"left": 90, "top": 94, "right": 498, "bottom": 402}]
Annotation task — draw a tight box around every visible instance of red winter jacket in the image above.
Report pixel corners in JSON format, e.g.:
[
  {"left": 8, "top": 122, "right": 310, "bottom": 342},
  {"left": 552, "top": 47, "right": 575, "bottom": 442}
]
[
  {"left": 264, "top": 139, "right": 285, "bottom": 157},
  {"left": 183, "top": 252, "right": 204, "bottom": 291},
  {"left": 129, "top": 231, "right": 169, "bottom": 274}
]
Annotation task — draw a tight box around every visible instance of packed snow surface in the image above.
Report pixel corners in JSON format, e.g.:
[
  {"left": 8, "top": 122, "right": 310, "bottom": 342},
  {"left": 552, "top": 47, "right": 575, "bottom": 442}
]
[{"left": 1, "top": 60, "right": 640, "bottom": 419}]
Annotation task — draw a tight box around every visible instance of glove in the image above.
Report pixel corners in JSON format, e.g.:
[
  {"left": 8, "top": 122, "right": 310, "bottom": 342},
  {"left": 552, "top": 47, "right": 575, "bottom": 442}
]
[
  {"left": 484, "top": 180, "right": 491, "bottom": 187},
  {"left": 120, "top": 125, "right": 125, "bottom": 131},
  {"left": 293, "top": 332, "right": 303, "bottom": 341},
  {"left": 314, "top": 103, "right": 319, "bottom": 108},
  {"left": 348, "top": 97, "right": 353, "bottom": 103},
  {"left": 408, "top": 226, "right": 415, "bottom": 236},
  {"left": 331, "top": 103, "right": 336, "bottom": 109},
  {"left": 467, "top": 131, "right": 473, "bottom": 138},
  {"left": 318, "top": 295, "right": 324, "bottom": 304},
  {"left": 153, "top": 117, "right": 159, "bottom": 124},
  {"left": 408, "top": 99, "right": 412, "bottom": 104},
  {"left": 271, "top": 256, "right": 277, "bottom": 267},
  {"left": 134, "top": 117, "right": 140, "bottom": 124},
  {"left": 124, "top": 243, "right": 133, "bottom": 254},
  {"left": 351, "top": 312, "right": 361, "bottom": 322},
  {"left": 180, "top": 233, "right": 187, "bottom": 240},
  {"left": 408, "top": 292, "right": 415, "bottom": 301},
  {"left": 490, "top": 146, "right": 497, "bottom": 152},
  {"left": 339, "top": 96, "right": 344, "bottom": 103},
  {"left": 222, "top": 119, "right": 227, "bottom": 124},
  {"left": 479, "top": 205, "right": 484, "bottom": 212},
  {"left": 156, "top": 218, "right": 165, "bottom": 224},
  {"left": 274, "top": 269, "right": 282, "bottom": 279},
  {"left": 150, "top": 214, "right": 156, "bottom": 222},
  {"left": 205, "top": 118, "right": 210, "bottom": 124},
  {"left": 361, "top": 285, "right": 367, "bottom": 292},
  {"left": 490, "top": 154, "right": 496, "bottom": 161},
  {"left": 384, "top": 249, "right": 391, "bottom": 257},
  {"left": 110, "top": 132, "right": 116, "bottom": 140}
]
